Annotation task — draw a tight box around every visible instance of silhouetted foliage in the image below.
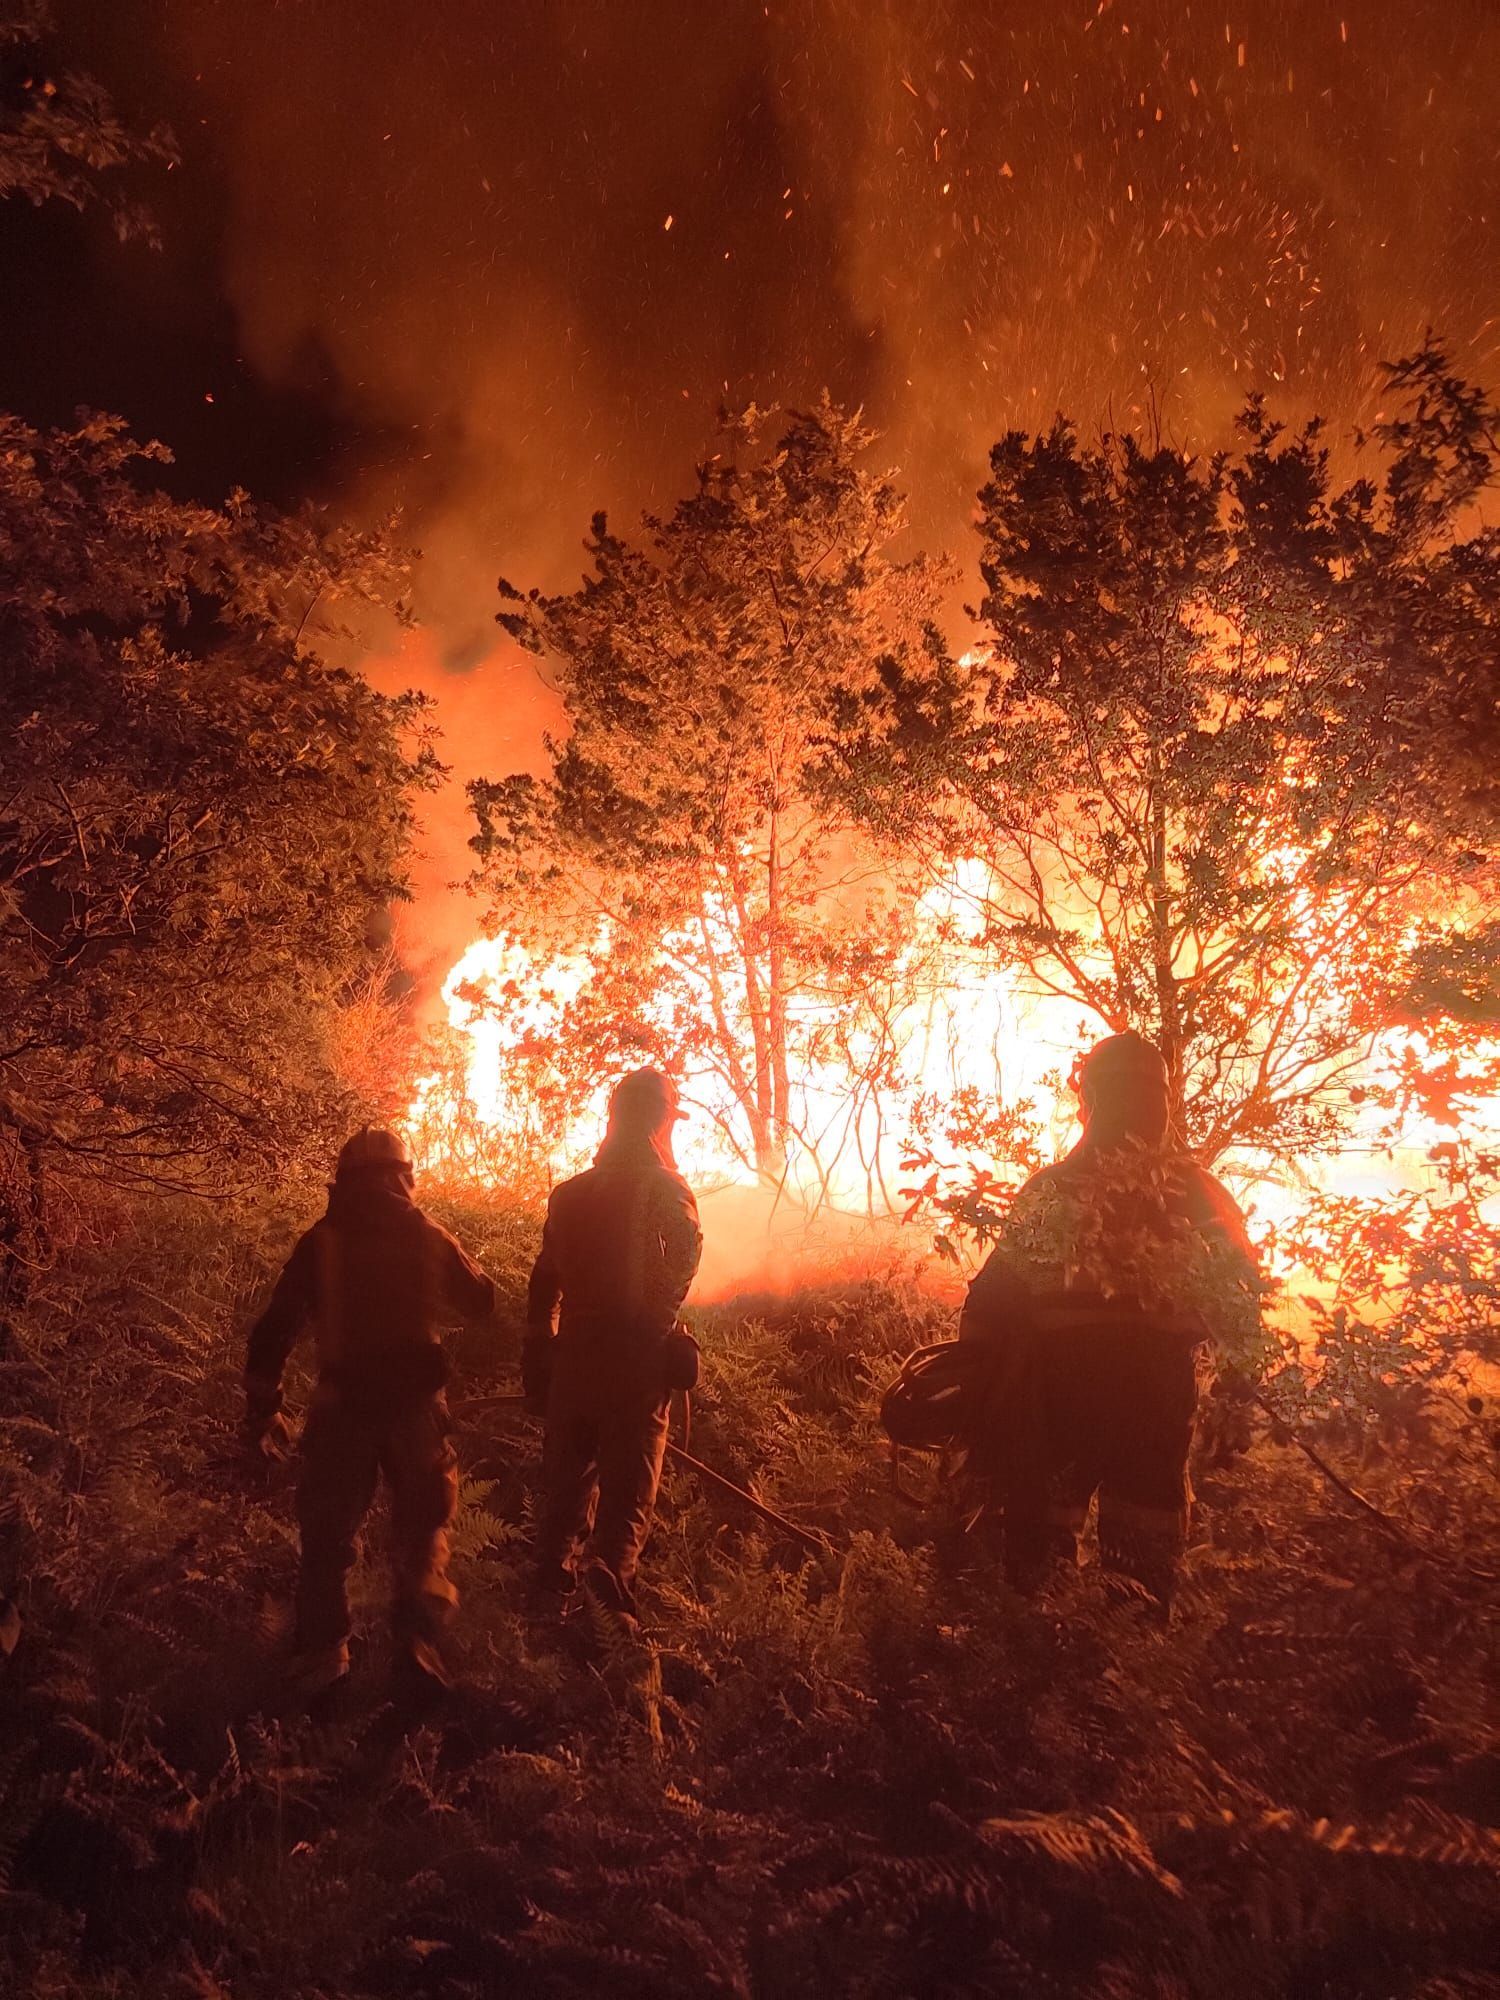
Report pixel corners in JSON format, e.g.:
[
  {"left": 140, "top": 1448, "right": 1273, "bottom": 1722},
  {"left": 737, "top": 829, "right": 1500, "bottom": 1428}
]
[
  {"left": 0, "top": 5, "right": 436, "bottom": 1286},
  {"left": 0, "top": 3, "right": 175, "bottom": 242},
  {"left": 0, "top": 412, "right": 437, "bottom": 1257},
  {"left": 473, "top": 400, "right": 952, "bottom": 1184},
  {"left": 831, "top": 344, "right": 1500, "bottom": 1194}
]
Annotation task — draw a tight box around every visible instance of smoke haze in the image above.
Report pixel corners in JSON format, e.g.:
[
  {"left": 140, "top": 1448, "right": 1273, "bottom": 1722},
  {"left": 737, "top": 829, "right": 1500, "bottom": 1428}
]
[{"left": 101, "top": 0, "right": 1500, "bottom": 969}]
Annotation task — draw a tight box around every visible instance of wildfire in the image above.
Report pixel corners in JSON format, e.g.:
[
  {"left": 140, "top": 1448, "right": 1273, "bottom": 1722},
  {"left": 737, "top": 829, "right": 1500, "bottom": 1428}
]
[
  {"left": 406, "top": 854, "right": 1500, "bottom": 1291},
  {"left": 406, "top": 859, "right": 1085, "bottom": 1201}
]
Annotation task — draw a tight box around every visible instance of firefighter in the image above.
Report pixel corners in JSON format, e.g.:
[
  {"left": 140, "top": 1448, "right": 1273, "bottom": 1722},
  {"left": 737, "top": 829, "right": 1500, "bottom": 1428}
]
[
  {"left": 523, "top": 1067, "right": 703, "bottom": 1621},
  {"left": 243, "top": 1127, "right": 495, "bottom": 1694},
  {"left": 960, "top": 1032, "right": 1261, "bottom": 1609}
]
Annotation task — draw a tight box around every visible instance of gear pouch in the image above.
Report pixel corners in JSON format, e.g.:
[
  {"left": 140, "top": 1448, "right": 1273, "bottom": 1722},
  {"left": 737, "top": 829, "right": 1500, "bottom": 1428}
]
[{"left": 659, "top": 1326, "right": 701, "bottom": 1392}]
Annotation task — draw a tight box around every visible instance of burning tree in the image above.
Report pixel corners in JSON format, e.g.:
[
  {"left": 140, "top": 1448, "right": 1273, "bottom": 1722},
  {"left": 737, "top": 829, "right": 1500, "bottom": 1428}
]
[
  {"left": 469, "top": 400, "right": 951, "bottom": 1187},
  {"left": 833, "top": 343, "right": 1500, "bottom": 1227}
]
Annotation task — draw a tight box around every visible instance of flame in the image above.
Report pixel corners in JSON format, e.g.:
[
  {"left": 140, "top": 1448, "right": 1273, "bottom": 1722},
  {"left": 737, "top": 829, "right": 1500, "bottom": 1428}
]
[
  {"left": 406, "top": 864, "right": 1080, "bottom": 1200},
  {"left": 407, "top": 859, "right": 1084, "bottom": 1201},
  {"left": 405, "top": 850, "right": 1500, "bottom": 1302}
]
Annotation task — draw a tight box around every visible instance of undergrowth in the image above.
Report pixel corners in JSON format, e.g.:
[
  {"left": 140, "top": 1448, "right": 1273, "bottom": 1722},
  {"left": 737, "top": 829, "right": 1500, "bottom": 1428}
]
[{"left": 1, "top": 1192, "right": 1496, "bottom": 1997}]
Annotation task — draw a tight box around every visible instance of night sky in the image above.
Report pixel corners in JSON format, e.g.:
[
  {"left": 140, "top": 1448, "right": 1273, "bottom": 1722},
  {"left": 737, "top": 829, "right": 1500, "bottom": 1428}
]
[{"left": 6, "top": 0, "right": 1499, "bottom": 667}]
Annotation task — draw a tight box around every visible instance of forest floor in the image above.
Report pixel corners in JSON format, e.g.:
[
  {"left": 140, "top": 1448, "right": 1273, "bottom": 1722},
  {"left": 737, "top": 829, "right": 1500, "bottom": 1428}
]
[{"left": 1, "top": 1193, "right": 1497, "bottom": 1999}]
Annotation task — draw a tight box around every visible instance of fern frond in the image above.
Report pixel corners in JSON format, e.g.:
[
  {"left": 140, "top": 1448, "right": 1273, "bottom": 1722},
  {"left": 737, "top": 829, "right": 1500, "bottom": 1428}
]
[{"left": 978, "top": 1809, "right": 1186, "bottom": 1895}]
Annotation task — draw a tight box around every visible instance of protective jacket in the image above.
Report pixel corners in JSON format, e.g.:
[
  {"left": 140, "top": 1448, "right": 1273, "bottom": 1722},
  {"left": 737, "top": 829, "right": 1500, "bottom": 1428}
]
[
  {"left": 244, "top": 1178, "right": 494, "bottom": 1662},
  {"left": 525, "top": 1135, "right": 702, "bottom": 1610},
  {"left": 961, "top": 1139, "right": 1259, "bottom": 1600},
  {"left": 245, "top": 1181, "right": 494, "bottom": 1422},
  {"left": 526, "top": 1139, "right": 702, "bottom": 1357}
]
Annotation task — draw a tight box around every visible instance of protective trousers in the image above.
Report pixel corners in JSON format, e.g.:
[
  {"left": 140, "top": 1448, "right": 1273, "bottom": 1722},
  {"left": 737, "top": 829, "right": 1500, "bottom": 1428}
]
[
  {"left": 294, "top": 1392, "right": 459, "bottom": 1651},
  {"left": 536, "top": 1358, "right": 669, "bottom": 1614},
  {"left": 1003, "top": 1328, "right": 1197, "bottom": 1606}
]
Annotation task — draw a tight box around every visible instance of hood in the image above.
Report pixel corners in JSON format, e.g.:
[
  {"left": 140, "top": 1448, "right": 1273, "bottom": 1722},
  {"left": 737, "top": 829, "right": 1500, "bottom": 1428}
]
[
  {"left": 593, "top": 1127, "right": 676, "bottom": 1173},
  {"left": 324, "top": 1175, "right": 419, "bottom": 1231}
]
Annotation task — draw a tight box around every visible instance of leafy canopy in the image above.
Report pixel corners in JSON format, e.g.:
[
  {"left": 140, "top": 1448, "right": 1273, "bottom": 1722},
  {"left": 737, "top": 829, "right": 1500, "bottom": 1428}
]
[
  {"left": 0, "top": 413, "right": 436, "bottom": 1241},
  {"left": 833, "top": 343, "right": 1500, "bottom": 1204},
  {"left": 472, "top": 400, "right": 951, "bottom": 1183},
  {"left": 0, "top": 4, "right": 175, "bottom": 242}
]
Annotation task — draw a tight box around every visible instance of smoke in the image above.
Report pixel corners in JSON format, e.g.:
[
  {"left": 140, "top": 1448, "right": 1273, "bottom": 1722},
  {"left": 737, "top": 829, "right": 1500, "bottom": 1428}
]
[
  {"left": 152, "top": 0, "right": 1500, "bottom": 978},
  {"left": 361, "top": 627, "right": 562, "bottom": 991},
  {"left": 690, "top": 1182, "right": 958, "bottom": 1302}
]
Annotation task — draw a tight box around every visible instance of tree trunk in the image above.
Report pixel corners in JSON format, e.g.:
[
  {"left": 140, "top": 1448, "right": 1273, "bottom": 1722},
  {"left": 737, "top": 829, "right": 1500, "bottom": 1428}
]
[
  {"left": 1148, "top": 787, "right": 1186, "bottom": 1129},
  {"left": 725, "top": 852, "right": 780, "bottom": 1179},
  {"left": 765, "top": 805, "right": 791, "bottom": 1167}
]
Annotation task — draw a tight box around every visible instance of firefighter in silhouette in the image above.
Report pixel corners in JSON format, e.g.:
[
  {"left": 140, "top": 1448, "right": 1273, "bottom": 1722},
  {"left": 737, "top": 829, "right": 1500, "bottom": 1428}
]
[
  {"left": 961, "top": 1032, "right": 1261, "bottom": 1609},
  {"left": 243, "top": 1128, "right": 495, "bottom": 1693},
  {"left": 523, "top": 1067, "right": 703, "bottom": 1620}
]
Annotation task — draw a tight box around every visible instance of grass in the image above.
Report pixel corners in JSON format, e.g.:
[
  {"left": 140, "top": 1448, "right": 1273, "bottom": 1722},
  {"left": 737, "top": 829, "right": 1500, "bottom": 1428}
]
[{"left": 1, "top": 1188, "right": 1496, "bottom": 1997}]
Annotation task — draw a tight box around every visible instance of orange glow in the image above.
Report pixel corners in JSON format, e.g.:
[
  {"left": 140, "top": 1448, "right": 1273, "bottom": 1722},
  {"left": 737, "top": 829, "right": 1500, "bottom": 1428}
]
[
  {"left": 407, "top": 860, "right": 1089, "bottom": 1200},
  {"left": 406, "top": 850, "right": 1500, "bottom": 1294}
]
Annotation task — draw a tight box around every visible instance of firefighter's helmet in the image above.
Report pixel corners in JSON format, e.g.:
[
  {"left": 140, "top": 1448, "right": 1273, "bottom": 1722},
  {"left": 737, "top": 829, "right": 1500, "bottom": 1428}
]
[{"left": 335, "top": 1126, "right": 413, "bottom": 1178}]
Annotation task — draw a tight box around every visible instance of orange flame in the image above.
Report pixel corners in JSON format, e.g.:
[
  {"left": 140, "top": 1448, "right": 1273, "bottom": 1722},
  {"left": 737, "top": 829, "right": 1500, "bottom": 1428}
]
[{"left": 407, "top": 853, "right": 1500, "bottom": 1283}]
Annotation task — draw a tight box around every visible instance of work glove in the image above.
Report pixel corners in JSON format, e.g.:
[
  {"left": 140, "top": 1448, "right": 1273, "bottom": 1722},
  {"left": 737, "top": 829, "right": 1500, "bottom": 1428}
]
[{"left": 243, "top": 1406, "right": 293, "bottom": 1463}]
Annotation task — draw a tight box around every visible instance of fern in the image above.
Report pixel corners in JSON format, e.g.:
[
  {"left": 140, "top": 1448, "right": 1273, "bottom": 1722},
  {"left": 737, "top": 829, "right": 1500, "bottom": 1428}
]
[
  {"left": 977, "top": 1809, "right": 1187, "bottom": 1895},
  {"left": 446, "top": 1476, "right": 519, "bottom": 1561},
  {"left": 1, "top": 1192, "right": 1495, "bottom": 1996}
]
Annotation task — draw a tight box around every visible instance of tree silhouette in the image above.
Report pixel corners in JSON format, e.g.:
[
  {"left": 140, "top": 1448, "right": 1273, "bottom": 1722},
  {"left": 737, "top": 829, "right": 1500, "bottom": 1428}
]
[
  {"left": 831, "top": 342, "right": 1500, "bottom": 1212},
  {"left": 472, "top": 400, "right": 951, "bottom": 1185}
]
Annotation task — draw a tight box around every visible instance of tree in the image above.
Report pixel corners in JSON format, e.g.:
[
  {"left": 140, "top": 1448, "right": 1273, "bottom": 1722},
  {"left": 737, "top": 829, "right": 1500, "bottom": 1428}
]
[
  {"left": 831, "top": 344, "right": 1500, "bottom": 1215},
  {"left": 470, "top": 401, "right": 952, "bottom": 1187},
  {"left": 0, "top": 412, "right": 436, "bottom": 1278},
  {"left": 0, "top": 7, "right": 434, "bottom": 1294},
  {"left": 1, "top": 3, "right": 175, "bottom": 242},
  {"left": 1264, "top": 1135, "right": 1500, "bottom": 1446}
]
